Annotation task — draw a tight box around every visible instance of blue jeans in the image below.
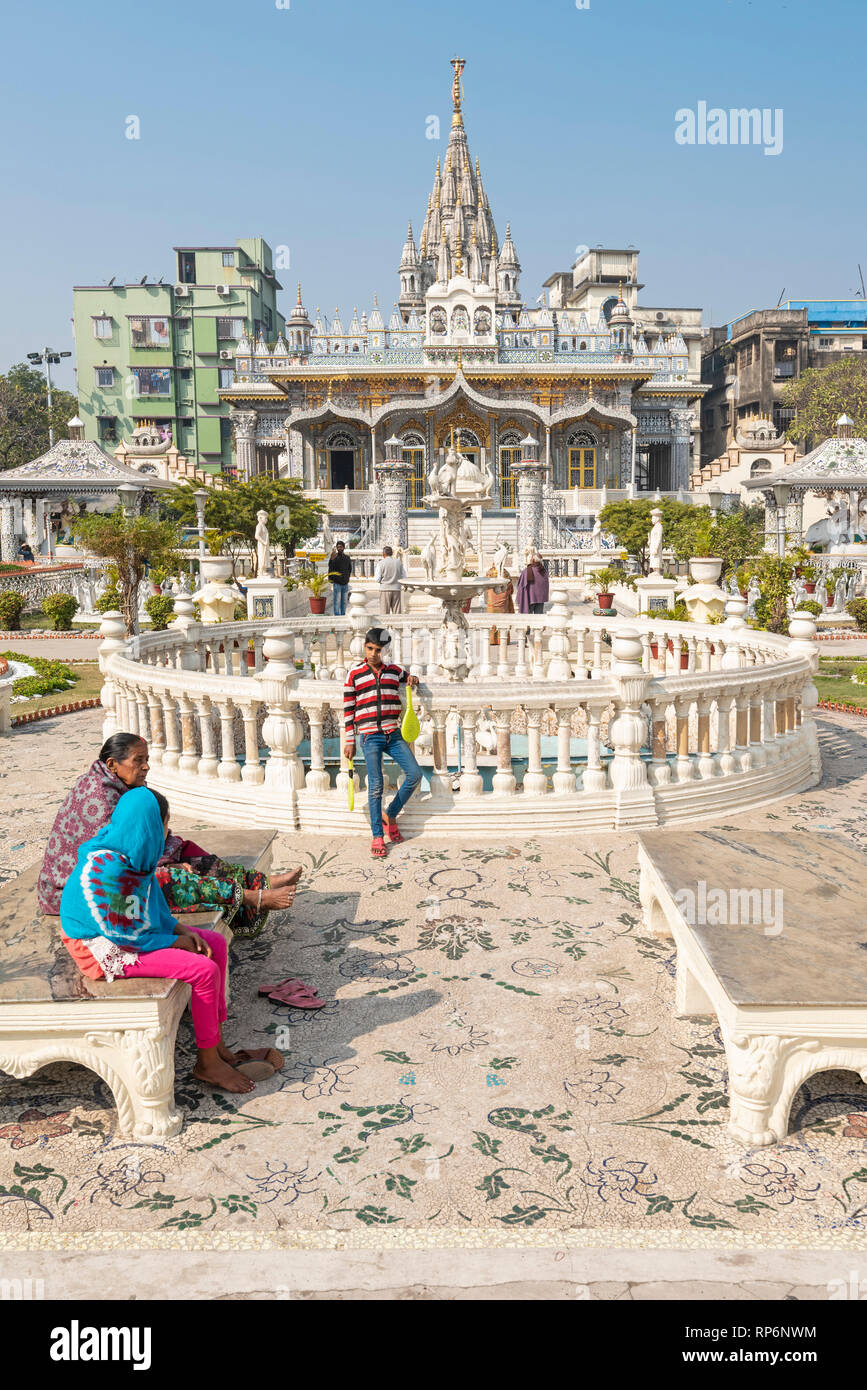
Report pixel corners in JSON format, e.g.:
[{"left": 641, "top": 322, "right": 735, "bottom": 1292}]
[
  {"left": 332, "top": 583, "right": 348, "bottom": 615},
  {"left": 360, "top": 729, "right": 422, "bottom": 839}
]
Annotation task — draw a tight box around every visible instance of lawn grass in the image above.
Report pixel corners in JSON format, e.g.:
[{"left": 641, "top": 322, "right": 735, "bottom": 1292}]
[
  {"left": 11, "top": 661, "right": 104, "bottom": 715},
  {"left": 815, "top": 656, "right": 867, "bottom": 708}
]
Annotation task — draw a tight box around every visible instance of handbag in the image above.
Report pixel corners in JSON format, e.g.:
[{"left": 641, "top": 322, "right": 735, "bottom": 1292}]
[{"left": 401, "top": 684, "right": 420, "bottom": 744}]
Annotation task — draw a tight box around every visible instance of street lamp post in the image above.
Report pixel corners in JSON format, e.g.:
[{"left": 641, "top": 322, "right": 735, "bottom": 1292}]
[
  {"left": 117, "top": 483, "right": 140, "bottom": 635},
  {"left": 772, "top": 482, "right": 790, "bottom": 561},
  {"left": 27, "top": 347, "right": 72, "bottom": 448},
  {"left": 193, "top": 487, "right": 208, "bottom": 565},
  {"left": 707, "top": 487, "right": 724, "bottom": 520}
]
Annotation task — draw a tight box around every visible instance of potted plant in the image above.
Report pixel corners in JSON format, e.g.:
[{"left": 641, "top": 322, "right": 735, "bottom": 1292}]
[
  {"left": 245, "top": 637, "right": 256, "bottom": 669},
  {"left": 200, "top": 530, "right": 233, "bottom": 582},
  {"left": 593, "top": 565, "right": 630, "bottom": 612},
  {"left": 688, "top": 514, "right": 723, "bottom": 584},
  {"left": 799, "top": 563, "right": 817, "bottom": 593},
  {"left": 301, "top": 568, "right": 328, "bottom": 614}
]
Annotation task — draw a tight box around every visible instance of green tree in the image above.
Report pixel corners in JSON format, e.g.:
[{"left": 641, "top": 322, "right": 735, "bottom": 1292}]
[
  {"left": 750, "top": 553, "right": 794, "bottom": 634},
  {"left": 782, "top": 356, "right": 867, "bottom": 445},
  {"left": 72, "top": 508, "right": 182, "bottom": 634},
  {"left": 0, "top": 363, "right": 79, "bottom": 472},
  {"left": 599, "top": 498, "right": 694, "bottom": 573},
  {"left": 164, "top": 478, "right": 324, "bottom": 573}
]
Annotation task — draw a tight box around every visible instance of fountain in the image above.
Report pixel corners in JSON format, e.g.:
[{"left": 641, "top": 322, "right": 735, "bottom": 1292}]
[{"left": 400, "top": 442, "right": 508, "bottom": 679}]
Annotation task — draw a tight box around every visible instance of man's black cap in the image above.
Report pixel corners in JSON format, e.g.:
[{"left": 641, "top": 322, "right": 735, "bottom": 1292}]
[{"left": 365, "top": 627, "right": 391, "bottom": 647}]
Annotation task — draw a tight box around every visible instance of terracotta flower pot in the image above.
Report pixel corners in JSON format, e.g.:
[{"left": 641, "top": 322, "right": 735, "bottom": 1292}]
[
  {"left": 680, "top": 651, "right": 689, "bottom": 670},
  {"left": 245, "top": 649, "right": 256, "bottom": 669},
  {"left": 309, "top": 596, "right": 327, "bottom": 614},
  {"left": 597, "top": 592, "right": 614, "bottom": 610},
  {"left": 650, "top": 641, "right": 659, "bottom": 659},
  {"left": 666, "top": 639, "right": 674, "bottom": 654},
  {"left": 804, "top": 581, "right": 816, "bottom": 594}
]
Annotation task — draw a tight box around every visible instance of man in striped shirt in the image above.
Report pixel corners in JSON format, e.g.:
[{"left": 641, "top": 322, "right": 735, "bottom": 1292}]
[{"left": 343, "top": 627, "right": 421, "bottom": 858}]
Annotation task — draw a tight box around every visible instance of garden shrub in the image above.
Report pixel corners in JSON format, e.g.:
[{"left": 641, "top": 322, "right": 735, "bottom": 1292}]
[
  {"left": 144, "top": 594, "right": 175, "bottom": 631},
  {"left": 796, "top": 599, "right": 823, "bottom": 617},
  {"left": 95, "top": 584, "right": 122, "bottom": 614},
  {"left": 853, "top": 663, "right": 867, "bottom": 686},
  {"left": 1, "top": 650, "right": 77, "bottom": 698},
  {"left": 42, "top": 593, "right": 79, "bottom": 631},
  {"left": 846, "top": 597, "right": 867, "bottom": 632},
  {"left": 0, "top": 591, "right": 25, "bottom": 630}
]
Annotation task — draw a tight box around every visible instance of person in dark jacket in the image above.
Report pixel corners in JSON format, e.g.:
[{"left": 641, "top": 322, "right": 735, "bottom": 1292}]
[
  {"left": 328, "top": 541, "right": 353, "bottom": 615},
  {"left": 516, "top": 558, "right": 549, "bottom": 614}
]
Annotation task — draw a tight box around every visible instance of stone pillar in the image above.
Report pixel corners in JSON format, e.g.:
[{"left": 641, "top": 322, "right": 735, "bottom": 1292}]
[
  {"left": 513, "top": 433, "right": 546, "bottom": 559},
  {"left": 670, "top": 409, "right": 694, "bottom": 492},
  {"left": 609, "top": 630, "right": 655, "bottom": 825},
  {"left": 375, "top": 439, "right": 413, "bottom": 553},
  {"left": 0, "top": 499, "right": 15, "bottom": 562},
  {"left": 232, "top": 410, "right": 259, "bottom": 481}
]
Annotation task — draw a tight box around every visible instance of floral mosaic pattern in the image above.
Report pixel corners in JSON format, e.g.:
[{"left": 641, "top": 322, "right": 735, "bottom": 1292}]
[{"left": 2, "top": 707, "right": 867, "bottom": 1237}]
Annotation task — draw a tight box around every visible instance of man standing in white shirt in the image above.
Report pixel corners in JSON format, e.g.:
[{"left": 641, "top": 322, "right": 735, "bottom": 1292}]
[{"left": 374, "top": 545, "right": 405, "bottom": 614}]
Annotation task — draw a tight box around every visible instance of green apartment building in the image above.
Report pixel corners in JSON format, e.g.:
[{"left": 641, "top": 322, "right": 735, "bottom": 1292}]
[{"left": 73, "top": 238, "right": 285, "bottom": 472}]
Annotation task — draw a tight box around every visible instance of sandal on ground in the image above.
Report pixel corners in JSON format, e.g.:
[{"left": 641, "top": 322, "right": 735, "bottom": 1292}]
[
  {"left": 232, "top": 1046, "right": 285, "bottom": 1071},
  {"left": 192, "top": 1069, "right": 257, "bottom": 1092},
  {"left": 257, "top": 978, "right": 306, "bottom": 998},
  {"left": 383, "top": 818, "right": 404, "bottom": 844},
  {"left": 234, "top": 1059, "right": 276, "bottom": 1082},
  {"left": 261, "top": 981, "right": 327, "bottom": 1009},
  {"left": 371, "top": 836, "right": 387, "bottom": 858}
]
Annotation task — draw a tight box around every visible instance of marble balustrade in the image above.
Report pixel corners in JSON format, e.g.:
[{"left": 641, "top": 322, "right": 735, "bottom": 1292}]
[{"left": 96, "top": 604, "right": 821, "bottom": 836}]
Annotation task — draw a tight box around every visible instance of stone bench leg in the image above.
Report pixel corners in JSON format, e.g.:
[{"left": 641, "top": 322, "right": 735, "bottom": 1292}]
[
  {"left": 638, "top": 865, "right": 674, "bottom": 940},
  {"left": 675, "top": 953, "right": 714, "bottom": 1018},
  {"left": 722, "top": 1031, "right": 825, "bottom": 1147},
  {"left": 0, "top": 989, "right": 188, "bottom": 1144}
]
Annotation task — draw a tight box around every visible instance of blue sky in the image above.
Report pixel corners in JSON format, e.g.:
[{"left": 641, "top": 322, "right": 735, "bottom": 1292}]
[{"left": 1, "top": 0, "right": 864, "bottom": 392}]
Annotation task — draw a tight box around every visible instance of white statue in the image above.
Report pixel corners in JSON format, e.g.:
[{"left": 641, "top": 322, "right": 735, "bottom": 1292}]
[
  {"left": 476, "top": 711, "right": 497, "bottom": 755},
  {"left": 442, "top": 525, "right": 463, "bottom": 577},
  {"left": 321, "top": 516, "right": 334, "bottom": 555},
  {"left": 791, "top": 575, "right": 806, "bottom": 610},
  {"left": 833, "top": 576, "right": 848, "bottom": 612},
  {"left": 415, "top": 717, "right": 433, "bottom": 756},
  {"left": 746, "top": 575, "right": 761, "bottom": 619},
  {"left": 435, "top": 447, "right": 459, "bottom": 498},
  {"left": 421, "top": 535, "right": 437, "bottom": 582},
  {"left": 591, "top": 515, "right": 604, "bottom": 555},
  {"left": 255, "top": 509, "right": 271, "bottom": 576},
  {"left": 648, "top": 507, "right": 664, "bottom": 574},
  {"left": 848, "top": 571, "right": 858, "bottom": 601},
  {"left": 482, "top": 457, "right": 496, "bottom": 500},
  {"left": 805, "top": 502, "right": 846, "bottom": 551},
  {"left": 492, "top": 538, "right": 510, "bottom": 578}
]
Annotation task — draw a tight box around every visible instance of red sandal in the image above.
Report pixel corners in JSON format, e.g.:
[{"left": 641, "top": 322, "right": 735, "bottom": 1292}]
[
  {"left": 371, "top": 837, "right": 387, "bottom": 858},
  {"left": 383, "top": 817, "right": 403, "bottom": 844}
]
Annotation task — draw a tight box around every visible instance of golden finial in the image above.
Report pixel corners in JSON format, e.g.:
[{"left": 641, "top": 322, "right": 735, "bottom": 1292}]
[
  {"left": 455, "top": 229, "right": 463, "bottom": 276},
  {"left": 436, "top": 156, "right": 441, "bottom": 178},
  {"left": 374, "top": 292, "right": 378, "bottom": 306},
  {"left": 451, "top": 57, "right": 465, "bottom": 112},
  {"left": 296, "top": 282, "right": 302, "bottom": 304}
]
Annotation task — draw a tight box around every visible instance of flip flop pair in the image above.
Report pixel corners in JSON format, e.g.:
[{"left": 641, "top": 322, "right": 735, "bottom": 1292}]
[{"left": 258, "top": 977, "right": 326, "bottom": 1009}]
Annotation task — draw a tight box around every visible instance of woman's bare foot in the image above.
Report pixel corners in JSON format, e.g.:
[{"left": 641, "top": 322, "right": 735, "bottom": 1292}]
[
  {"left": 193, "top": 1050, "right": 255, "bottom": 1093},
  {"left": 217, "top": 1040, "right": 241, "bottom": 1065},
  {"left": 271, "top": 867, "right": 302, "bottom": 889},
  {"left": 260, "top": 885, "right": 297, "bottom": 911},
  {"left": 242, "top": 884, "right": 297, "bottom": 912}
]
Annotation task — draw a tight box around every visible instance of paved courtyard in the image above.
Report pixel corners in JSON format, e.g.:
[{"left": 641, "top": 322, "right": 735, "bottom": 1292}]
[{"left": 1, "top": 708, "right": 867, "bottom": 1296}]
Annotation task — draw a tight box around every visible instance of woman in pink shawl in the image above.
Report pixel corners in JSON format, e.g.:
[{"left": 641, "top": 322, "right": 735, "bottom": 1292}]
[{"left": 38, "top": 732, "right": 300, "bottom": 933}]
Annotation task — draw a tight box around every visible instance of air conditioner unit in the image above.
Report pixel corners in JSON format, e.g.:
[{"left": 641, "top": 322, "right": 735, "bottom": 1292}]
[
  {"left": 219, "top": 349, "right": 233, "bottom": 360},
  {"left": 175, "top": 284, "right": 190, "bottom": 297},
  {"left": 216, "top": 284, "right": 231, "bottom": 297}
]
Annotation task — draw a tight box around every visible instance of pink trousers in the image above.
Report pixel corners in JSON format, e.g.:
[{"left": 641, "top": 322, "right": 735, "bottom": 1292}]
[{"left": 121, "top": 927, "right": 228, "bottom": 1049}]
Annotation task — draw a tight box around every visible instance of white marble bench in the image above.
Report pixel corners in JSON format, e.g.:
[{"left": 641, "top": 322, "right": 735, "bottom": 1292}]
[
  {"left": 637, "top": 830, "right": 867, "bottom": 1147},
  {"left": 0, "top": 830, "right": 274, "bottom": 1143}
]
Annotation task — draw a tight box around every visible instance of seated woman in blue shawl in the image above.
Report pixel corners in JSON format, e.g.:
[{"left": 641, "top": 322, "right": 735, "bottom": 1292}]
[{"left": 60, "top": 787, "right": 283, "bottom": 1094}]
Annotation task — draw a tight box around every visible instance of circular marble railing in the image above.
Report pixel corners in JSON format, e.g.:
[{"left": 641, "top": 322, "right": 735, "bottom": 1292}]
[{"left": 96, "top": 593, "right": 821, "bottom": 836}]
